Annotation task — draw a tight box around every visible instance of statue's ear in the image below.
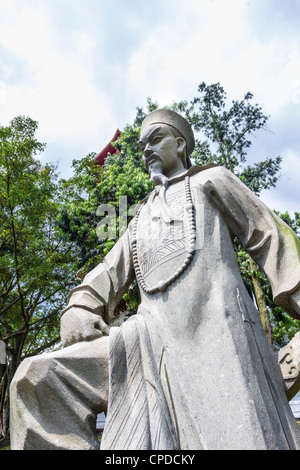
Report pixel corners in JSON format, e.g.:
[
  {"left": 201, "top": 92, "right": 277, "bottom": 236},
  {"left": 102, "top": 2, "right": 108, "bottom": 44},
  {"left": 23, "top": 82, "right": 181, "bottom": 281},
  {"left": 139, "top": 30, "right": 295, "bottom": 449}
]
[
  {"left": 176, "top": 136, "right": 186, "bottom": 153},
  {"left": 176, "top": 137, "right": 188, "bottom": 167}
]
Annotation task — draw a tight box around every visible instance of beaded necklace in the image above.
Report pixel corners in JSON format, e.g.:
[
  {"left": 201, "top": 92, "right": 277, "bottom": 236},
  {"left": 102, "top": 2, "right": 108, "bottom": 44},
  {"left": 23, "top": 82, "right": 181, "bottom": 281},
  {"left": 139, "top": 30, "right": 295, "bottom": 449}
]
[{"left": 132, "top": 176, "right": 196, "bottom": 294}]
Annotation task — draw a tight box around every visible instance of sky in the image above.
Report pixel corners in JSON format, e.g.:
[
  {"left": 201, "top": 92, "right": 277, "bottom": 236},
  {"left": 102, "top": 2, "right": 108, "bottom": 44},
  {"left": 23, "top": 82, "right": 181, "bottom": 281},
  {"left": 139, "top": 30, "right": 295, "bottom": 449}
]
[{"left": 0, "top": 0, "right": 299, "bottom": 214}]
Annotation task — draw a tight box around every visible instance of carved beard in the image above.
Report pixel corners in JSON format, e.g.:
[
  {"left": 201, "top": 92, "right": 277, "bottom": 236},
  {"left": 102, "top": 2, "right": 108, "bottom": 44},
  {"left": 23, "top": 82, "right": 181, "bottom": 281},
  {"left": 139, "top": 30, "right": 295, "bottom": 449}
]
[{"left": 148, "top": 153, "right": 169, "bottom": 188}]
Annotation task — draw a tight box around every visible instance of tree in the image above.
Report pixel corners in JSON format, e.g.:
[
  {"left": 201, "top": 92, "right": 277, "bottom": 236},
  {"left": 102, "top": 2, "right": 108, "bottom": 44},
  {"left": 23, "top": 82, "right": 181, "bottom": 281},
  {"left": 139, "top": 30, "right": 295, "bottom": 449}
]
[
  {"left": 0, "top": 116, "right": 78, "bottom": 439},
  {"left": 172, "top": 82, "right": 282, "bottom": 193}
]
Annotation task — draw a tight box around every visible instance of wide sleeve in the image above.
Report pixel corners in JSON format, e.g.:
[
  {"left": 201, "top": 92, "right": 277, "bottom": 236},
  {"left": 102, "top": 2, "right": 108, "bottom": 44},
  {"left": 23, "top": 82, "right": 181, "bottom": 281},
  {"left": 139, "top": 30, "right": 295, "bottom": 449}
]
[
  {"left": 63, "top": 221, "right": 136, "bottom": 324},
  {"left": 200, "top": 166, "right": 300, "bottom": 320}
]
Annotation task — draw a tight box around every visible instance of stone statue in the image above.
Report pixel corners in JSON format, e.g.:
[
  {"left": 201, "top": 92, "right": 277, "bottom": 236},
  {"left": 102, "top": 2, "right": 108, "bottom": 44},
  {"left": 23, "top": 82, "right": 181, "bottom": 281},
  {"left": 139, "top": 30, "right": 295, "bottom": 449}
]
[
  {"left": 0, "top": 341, "right": 6, "bottom": 366},
  {"left": 279, "top": 332, "right": 300, "bottom": 401},
  {"left": 0, "top": 340, "right": 6, "bottom": 379},
  {"left": 10, "top": 109, "right": 300, "bottom": 450}
]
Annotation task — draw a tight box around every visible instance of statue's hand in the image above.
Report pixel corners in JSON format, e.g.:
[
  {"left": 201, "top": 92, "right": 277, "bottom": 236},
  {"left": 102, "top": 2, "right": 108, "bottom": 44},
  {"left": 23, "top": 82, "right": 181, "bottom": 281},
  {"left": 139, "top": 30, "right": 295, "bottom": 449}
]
[{"left": 60, "top": 307, "right": 110, "bottom": 348}]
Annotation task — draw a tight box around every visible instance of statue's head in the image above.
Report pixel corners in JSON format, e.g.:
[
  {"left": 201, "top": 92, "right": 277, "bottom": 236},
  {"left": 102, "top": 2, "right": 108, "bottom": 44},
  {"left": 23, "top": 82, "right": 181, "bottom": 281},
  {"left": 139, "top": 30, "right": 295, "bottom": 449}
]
[{"left": 139, "top": 109, "right": 195, "bottom": 180}]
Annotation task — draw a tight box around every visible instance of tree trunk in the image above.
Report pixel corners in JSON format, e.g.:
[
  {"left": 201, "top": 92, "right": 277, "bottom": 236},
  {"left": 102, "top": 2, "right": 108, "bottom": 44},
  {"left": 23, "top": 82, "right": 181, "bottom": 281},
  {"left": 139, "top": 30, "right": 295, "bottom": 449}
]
[
  {"left": 248, "top": 255, "right": 273, "bottom": 347},
  {"left": 0, "top": 364, "right": 8, "bottom": 439},
  {"left": 0, "top": 333, "right": 26, "bottom": 440}
]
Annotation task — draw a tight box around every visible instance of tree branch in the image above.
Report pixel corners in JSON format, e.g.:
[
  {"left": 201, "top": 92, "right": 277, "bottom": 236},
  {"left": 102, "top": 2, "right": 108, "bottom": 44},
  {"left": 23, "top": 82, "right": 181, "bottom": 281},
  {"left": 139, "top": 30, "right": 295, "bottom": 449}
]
[
  {"left": 22, "top": 336, "right": 61, "bottom": 358},
  {"left": 208, "top": 101, "right": 229, "bottom": 168}
]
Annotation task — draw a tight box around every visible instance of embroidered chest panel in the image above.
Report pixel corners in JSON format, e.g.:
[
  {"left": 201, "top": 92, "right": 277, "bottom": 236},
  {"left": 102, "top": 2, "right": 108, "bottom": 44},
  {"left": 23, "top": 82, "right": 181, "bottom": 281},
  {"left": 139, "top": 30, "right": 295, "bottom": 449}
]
[{"left": 136, "top": 186, "right": 201, "bottom": 282}]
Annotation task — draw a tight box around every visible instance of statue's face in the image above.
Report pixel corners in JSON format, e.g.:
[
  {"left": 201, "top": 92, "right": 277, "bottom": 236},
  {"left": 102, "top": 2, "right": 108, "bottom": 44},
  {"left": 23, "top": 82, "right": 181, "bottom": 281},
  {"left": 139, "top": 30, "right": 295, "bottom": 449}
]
[{"left": 139, "top": 124, "right": 185, "bottom": 178}]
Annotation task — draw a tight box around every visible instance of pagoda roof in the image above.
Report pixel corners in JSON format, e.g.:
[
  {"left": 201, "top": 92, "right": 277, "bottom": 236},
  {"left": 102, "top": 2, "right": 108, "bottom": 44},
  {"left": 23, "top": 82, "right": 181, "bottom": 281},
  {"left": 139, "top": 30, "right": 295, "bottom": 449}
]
[{"left": 95, "top": 129, "right": 121, "bottom": 166}]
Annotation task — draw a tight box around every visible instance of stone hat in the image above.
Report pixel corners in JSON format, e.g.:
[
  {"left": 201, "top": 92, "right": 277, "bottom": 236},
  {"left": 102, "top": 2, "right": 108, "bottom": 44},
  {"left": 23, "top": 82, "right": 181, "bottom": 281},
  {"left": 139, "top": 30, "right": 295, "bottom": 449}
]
[{"left": 140, "top": 109, "right": 195, "bottom": 157}]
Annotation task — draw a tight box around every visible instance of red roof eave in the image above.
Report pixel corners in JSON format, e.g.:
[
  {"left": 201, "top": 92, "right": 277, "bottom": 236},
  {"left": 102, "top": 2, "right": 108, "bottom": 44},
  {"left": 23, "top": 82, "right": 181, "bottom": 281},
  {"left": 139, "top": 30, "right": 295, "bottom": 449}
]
[{"left": 95, "top": 129, "right": 121, "bottom": 166}]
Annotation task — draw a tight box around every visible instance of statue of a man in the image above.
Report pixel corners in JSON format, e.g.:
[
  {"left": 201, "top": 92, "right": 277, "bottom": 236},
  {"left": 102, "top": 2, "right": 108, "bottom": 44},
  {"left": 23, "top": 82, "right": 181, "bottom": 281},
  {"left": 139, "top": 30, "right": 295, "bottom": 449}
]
[{"left": 10, "top": 110, "right": 300, "bottom": 450}]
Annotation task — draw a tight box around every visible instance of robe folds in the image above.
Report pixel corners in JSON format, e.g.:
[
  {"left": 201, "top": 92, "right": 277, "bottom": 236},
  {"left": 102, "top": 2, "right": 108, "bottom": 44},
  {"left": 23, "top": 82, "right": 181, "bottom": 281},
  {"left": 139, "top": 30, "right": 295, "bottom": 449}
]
[{"left": 70, "top": 165, "right": 300, "bottom": 450}]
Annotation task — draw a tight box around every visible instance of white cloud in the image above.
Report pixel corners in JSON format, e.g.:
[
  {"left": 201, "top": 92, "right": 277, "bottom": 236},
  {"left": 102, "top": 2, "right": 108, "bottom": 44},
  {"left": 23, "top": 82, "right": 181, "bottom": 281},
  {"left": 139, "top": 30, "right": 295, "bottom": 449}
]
[
  {"left": 0, "top": 0, "right": 299, "bottom": 213},
  {"left": 260, "top": 147, "right": 300, "bottom": 214},
  {"left": 124, "top": 0, "right": 249, "bottom": 104},
  {"left": 3, "top": 56, "right": 114, "bottom": 136},
  {"left": 0, "top": 1, "right": 116, "bottom": 154},
  {"left": 0, "top": 6, "right": 51, "bottom": 67},
  {"left": 124, "top": 0, "right": 300, "bottom": 123}
]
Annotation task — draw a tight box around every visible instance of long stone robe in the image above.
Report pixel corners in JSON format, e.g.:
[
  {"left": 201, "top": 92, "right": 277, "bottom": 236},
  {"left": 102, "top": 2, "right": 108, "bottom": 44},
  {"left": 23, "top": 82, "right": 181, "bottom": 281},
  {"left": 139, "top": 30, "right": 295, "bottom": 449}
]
[{"left": 70, "top": 165, "right": 300, "bottom": 450}]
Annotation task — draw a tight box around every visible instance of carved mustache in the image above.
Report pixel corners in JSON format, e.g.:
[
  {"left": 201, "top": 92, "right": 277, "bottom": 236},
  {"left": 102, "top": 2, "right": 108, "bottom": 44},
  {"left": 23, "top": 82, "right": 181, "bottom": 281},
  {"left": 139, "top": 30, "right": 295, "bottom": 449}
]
[{"left": 144, "top": 152, "right": 162, "bottom": 169}]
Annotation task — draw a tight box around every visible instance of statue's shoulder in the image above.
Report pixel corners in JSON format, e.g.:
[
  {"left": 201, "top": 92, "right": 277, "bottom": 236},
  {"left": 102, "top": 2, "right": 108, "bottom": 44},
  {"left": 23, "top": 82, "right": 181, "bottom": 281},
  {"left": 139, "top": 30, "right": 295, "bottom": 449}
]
[{"left": 190, "top": 164, "right": 230, "bottom": 184}]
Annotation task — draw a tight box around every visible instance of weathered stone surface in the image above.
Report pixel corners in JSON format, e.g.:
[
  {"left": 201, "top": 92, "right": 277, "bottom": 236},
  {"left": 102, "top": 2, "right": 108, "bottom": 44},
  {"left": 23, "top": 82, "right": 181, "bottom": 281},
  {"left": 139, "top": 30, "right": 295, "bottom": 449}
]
[
  {"left": 279, "top": 331, "right": 300, "bottom": 401},
  {"left": 10, "top": 109, "right": 300, "bottom": 450},
  {"left": 0, "top": 341, "right": 6, "bottom": 365},
  {"left": 10, "top": 337, "right": 109, "bottom": 450}
]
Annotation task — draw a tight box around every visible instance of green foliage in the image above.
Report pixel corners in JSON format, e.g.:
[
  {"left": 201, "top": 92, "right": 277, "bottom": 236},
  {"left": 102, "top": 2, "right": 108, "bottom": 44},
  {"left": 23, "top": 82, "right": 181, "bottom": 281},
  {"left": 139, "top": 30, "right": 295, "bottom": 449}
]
[
  {"left": 0, "top": 116, "right": 77, "bottom": 349},
  {"left": 235, "top": 231, "right": 300, "bottom": 350},
  {"left": 57, "top": 153, "right": 104, "bottom": 273},
  {"left": 268, "top": 212, "right": 300, "bottom": 348},
  {"left": 172, "top": 82, "right": 282, "bottom": 195},
  {"left": 0, "top": 116, "right": 79, "bottom": 436}
]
